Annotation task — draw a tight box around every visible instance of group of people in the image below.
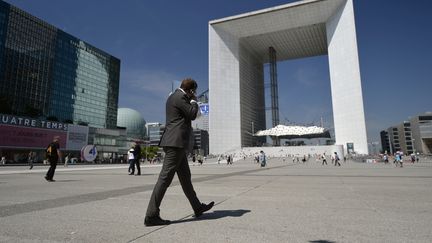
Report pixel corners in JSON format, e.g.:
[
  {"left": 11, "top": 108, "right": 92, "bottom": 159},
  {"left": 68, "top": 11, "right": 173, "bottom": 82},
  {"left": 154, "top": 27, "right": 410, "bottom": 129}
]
[
  {"left": 191, "top": 154, "right": 204, "bottom": 165},
  {"left": 382, "top": 151, "right": 419, "bottom": 168},
  {"left": 254, "top": 151, "right": 267, "bottom": 167},
  {"left": 217, "top": 154, "right": 233, "bottom": 165},
  {"left": 127, "top": 143, "right": 142, "bottom": 175}
]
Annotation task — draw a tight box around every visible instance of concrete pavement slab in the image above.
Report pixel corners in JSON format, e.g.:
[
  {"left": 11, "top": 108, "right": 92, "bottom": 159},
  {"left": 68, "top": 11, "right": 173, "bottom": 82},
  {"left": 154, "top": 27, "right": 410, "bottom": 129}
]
[{"left": 1, "top": 158, "right": 431, "bottom": 242}]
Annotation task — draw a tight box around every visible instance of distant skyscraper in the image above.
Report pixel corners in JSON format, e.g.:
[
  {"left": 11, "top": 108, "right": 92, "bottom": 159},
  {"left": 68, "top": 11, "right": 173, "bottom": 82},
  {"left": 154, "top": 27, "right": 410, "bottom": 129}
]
[{"left": 0, "top": 1, "right": 120, "bottom": 129}]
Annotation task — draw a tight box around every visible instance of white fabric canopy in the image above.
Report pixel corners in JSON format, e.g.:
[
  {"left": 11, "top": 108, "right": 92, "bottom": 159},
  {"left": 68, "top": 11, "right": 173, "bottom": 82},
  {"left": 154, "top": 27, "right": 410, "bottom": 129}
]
[{"left": 255, "top": 124, "right": 325, "bottom": 137}]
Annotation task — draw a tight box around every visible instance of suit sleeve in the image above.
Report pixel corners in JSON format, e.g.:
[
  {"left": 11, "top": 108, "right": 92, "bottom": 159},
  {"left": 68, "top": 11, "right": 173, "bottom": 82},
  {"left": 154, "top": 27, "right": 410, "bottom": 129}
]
[{"left": 178, "top": 95, "right": 199, "bottom": 121}]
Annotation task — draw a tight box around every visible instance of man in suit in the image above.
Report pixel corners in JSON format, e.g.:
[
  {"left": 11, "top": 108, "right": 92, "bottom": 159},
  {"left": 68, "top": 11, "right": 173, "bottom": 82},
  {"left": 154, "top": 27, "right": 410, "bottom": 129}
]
[{"left": 144, "top": 78, "right": 214, "bottom": 226}]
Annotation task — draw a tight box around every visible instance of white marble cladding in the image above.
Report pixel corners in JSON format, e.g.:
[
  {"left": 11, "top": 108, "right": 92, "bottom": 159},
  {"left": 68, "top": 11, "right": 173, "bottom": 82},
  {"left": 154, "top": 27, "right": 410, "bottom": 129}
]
[
  {"left": 209, "top": 26, "right": 242, "bottom": 154},
  {"left": 326, "top": 0, "right": 368, "bottom": 154},
  {"left": 239, "top": 42, "right": 266, "bottom": 147},
  {"left": 209, "top": 0, "right": 368, "bottom": 154}
]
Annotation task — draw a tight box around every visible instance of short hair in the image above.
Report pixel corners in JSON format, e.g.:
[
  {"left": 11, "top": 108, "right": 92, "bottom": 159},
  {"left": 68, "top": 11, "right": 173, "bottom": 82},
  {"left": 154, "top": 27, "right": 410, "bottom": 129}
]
[{"left": 180, "top": 78, "right": 197, "bottom": 91}]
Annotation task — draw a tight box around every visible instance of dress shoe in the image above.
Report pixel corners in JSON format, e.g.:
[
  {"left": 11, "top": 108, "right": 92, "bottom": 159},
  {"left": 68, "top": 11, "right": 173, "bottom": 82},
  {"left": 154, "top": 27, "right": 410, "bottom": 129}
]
[
  {"left": 128, "top": 173, "right": 134, "bottom": 175},
  {"left": 194, "top": 201, "right": 215, "bottom": 217},
  {"left": 144, "top": 216, "right": 171, "bottom": 226}
]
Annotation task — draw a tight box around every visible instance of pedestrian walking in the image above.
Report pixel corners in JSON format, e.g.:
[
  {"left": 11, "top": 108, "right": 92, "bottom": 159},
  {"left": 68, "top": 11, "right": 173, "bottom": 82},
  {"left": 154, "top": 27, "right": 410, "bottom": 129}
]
[
  {"left": 197, "top": 154, "right": 203, "bottom": 165},
  {"left": 410, "top": 154, "right": 416, "bottom": 163},
  {"left": 45, "top": 136, "right": 61, "bottom": 182},
  {"left": 128, "top": 147, "right": 135, "bottom": 175},
  {"left": 259, "top": 150, "right": 266, "bottom": 167},
  {"left": 334, "top": 152, "right": 341, "bottom": 166},
  {"left": 144, "top": 78, "right": 214, "bottom": 226},
  {"left": 64, "top": 153, "right": 70, "bottom": 167},
  {"left": 395, "top": 152, "right": 403, "bottom": 168},
  {"left": 322, "top": 154, "right": 327, "bottom": 165},
  {"left": 133, "top": 143, "right": 141, "bottom": 175},
  {"left": 383, "top": 154, "right": 389, "bottom": 164},
  {"left": 28, "top": 151, "right": 35, "bottom": 169}
]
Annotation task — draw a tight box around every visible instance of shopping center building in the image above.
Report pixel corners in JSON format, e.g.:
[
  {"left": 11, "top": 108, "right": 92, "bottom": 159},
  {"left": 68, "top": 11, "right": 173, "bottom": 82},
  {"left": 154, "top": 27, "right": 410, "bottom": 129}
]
[
  {"left": 0, "top": 1, "right": 120, "bottom": 128},
  {"left": 0, "top": 1, "right": 125, "bottom": 163}
]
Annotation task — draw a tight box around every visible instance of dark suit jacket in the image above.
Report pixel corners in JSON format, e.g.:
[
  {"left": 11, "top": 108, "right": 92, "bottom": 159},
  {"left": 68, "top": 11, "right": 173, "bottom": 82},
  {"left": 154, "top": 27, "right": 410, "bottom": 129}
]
[{"left": 159, "top": 89, "right": 199, "bottom": 148}]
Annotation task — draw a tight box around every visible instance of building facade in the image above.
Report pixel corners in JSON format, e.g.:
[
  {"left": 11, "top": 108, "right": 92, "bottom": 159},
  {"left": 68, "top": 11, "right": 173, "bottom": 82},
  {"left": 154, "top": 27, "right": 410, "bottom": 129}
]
[
  {"left": 380, "top": 130, "right": 390, "bottom": 154},
  {"left": 382, "top": 113, "right": 432, "bottom": 155},
  {"left": 409, "top": 114, "right": 432, "bottom": 154},
  {"left": 88, "top": 127, "right": 127, "bottom": 162},
  {"left": 192, "top": 90, "right": 209, "bottom": 131},
  {"left": 193, "top": 129, "right": 209, "bottom": 156},
  {"left": 0, "top": 1, "right": 120, "bottom": 129},
  {"left": 146, "top": 122, "right": 164, "bottom": 147}
]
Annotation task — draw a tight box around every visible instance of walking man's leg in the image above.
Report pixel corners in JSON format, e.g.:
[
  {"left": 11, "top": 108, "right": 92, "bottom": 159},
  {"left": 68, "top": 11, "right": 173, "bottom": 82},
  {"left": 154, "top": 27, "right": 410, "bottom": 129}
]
[
  {"left": 145, "top": 147, "right": 179, "bottom": 225},
  {"left": 176, "top": 151, "right": 201, "bottom": 212}
]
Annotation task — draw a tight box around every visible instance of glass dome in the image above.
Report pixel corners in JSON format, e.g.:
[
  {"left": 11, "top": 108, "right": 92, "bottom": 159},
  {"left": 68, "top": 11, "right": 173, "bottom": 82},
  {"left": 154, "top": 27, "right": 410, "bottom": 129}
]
[{"left": 117, "top": 108, "right": 146, "bottom": 139}]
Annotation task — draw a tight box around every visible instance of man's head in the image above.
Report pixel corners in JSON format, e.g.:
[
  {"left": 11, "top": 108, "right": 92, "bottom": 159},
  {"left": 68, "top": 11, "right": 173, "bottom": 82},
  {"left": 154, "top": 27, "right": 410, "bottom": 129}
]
[{"left": 180, "top": 78, "right": 198, "bottom": 95}]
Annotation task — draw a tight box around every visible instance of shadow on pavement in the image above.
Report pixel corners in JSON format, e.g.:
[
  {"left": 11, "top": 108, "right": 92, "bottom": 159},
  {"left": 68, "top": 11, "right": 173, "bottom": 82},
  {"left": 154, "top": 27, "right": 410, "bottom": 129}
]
[
  {"left": 51, "top": 180, "right": 81, "bottom": 183},
  {"left": 171, "top": 209, "right": 251, "bottom": 224},
  {"left": 309, "top": 240, "right": 336, "bottom": 243}
]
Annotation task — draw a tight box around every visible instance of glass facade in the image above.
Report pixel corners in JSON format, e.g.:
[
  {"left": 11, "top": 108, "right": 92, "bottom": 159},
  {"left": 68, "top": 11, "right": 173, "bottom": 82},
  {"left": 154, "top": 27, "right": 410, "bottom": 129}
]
[{"left": 0, "top": 1, "right": 120, "bottom": 129}]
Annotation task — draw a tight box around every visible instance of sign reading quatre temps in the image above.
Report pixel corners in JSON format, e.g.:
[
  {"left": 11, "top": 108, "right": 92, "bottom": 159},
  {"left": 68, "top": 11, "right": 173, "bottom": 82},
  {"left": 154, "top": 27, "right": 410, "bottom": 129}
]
[{"left": 81, "top": 145, "right": 97, "bottom": 162}]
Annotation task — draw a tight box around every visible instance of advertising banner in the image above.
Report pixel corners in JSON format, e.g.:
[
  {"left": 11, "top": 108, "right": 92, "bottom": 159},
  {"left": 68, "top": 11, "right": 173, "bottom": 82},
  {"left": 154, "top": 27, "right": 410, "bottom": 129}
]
[
  {"left": 66, "top": 125, "right": 89, "bottom": 151},
  {"left": 0, "top": 124, "right": 67, "bottom": 149},
  {"left": 0, "top": 114, "right": 89, "bottom": 150}
]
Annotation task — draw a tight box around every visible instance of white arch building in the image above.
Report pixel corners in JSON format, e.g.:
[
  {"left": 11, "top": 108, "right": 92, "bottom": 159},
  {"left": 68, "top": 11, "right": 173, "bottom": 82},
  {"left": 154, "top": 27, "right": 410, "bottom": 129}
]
[{"left": 209, "top": 0, "right": 368, "bottom": 154}]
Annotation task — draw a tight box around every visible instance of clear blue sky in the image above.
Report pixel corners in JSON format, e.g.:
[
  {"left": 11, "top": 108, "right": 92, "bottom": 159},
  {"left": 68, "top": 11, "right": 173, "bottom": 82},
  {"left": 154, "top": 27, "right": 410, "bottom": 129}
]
[{"left": 5, "top": 0, "right": 432, "bottom": 143}]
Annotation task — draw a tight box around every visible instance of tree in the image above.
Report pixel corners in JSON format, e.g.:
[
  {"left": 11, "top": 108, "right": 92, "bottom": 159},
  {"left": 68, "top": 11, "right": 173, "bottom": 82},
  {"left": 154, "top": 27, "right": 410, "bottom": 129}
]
[{"left": 144, "top": 146, "right": 159, "bottom": 160}]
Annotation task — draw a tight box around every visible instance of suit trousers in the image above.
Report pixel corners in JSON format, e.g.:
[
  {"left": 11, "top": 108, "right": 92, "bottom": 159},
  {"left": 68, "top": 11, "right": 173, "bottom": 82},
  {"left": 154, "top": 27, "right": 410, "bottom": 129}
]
[
  {"left": 46, "top": 158, "right": 57, "bottom": 180},
  {"left": 145, "top": 147, "right": 201, "bottom": 217}
]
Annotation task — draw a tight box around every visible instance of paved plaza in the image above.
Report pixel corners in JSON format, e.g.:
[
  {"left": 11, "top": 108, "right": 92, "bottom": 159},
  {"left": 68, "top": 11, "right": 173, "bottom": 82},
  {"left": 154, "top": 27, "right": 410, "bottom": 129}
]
[{"left": 1, "top": 158, "right": 432, "bottom": 243}]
